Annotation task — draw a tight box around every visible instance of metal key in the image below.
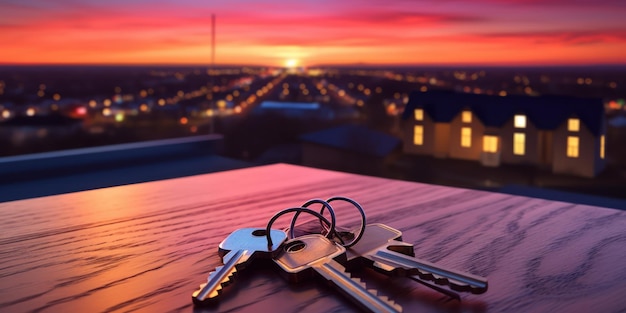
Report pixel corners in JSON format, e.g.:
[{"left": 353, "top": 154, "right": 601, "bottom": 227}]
[
  {"left": 346, "top": 223, "right": 488, "bottom": 294},
  {"left": 274, "top": 234, "right": 403, "bottom": 313},
  {"left": 192, "top": 227, "right": 287, "bottom": 305}
]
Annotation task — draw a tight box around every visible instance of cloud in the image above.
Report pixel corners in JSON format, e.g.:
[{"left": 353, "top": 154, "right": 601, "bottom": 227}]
[
  {"left": 474, "top": 30, "right": 626, "bottom": 46},
  {"left": 361, "top": 0, "right": 626, "bottom": 8}
]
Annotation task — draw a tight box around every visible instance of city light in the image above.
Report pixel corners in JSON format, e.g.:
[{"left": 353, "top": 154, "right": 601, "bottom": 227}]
[{"left": 75, "top": 106, "right": 87, "bottom": 116}]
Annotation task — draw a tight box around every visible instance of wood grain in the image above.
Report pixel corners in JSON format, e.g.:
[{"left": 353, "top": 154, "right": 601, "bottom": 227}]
[{"left": 1, "top": 164, "right": 625, "bottom": 313}]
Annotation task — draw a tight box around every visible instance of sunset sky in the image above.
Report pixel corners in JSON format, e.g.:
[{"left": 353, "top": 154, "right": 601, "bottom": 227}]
[{"left": 1, "top": 0, "right": 625, "bottom": 67}]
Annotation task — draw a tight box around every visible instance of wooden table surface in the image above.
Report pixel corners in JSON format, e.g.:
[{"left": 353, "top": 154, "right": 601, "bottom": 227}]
[{"left": 1, "top": 164, "right": 625, "bottom": 313}]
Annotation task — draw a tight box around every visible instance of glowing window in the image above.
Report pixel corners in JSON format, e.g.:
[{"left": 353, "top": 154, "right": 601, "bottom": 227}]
[
  {"left": 568, "top": 118, "right": 580, "bottom": 132},
  {"left": 600, "top": 135, "right": 605, "bottom": 159},
  {"left": 513, "top": 133, "right": 525, "bottom": 155},
  {"left": 567, "top": 136, "right": 579, "bottom": 158},
  {"left": 414, "top": 109, "right": 424, "bottom": 121},
  {"left": 413, "top": 125, "right": 424, "bottom": 145},
  {"left": 514, "top": 115, "right": 526, "bottom": 128},
  {"left": 461, "top": 127, "right": 472, "bottom": 147},
  {"left": 482, "top": 136, "right": 498, "bottom": 153},
  {"left": 462, "top": 111, "right": 472, "bottom": 123}
]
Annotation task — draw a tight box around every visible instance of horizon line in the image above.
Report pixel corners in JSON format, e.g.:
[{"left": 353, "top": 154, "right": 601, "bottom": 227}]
[{"left": 1, "top": 62, "right": 626, "bottom": 69}]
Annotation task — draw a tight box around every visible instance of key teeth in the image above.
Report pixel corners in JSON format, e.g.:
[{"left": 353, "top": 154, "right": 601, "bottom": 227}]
[
  {"left": 193, "top": 266, "right": 239, "bottom": 303},
  {"left": 339, "top": 267, "right": 401, "bottom": 310},
  {"left": 351, "top": 276, "right": 371, "bottom": 291},
  {"left": 354, "top": 278, "right": 401, "bottom": 310}
]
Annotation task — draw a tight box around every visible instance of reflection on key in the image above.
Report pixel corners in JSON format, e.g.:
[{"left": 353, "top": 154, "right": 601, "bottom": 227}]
[
  {"left": 274, "top": 234, "right": 403, "bottom": 313},
  {"left": 346, "top": 223, "right": 488, "bottom": 294},
  {"left": 192, "top": 228, "right": 287, "bottom": 305}
]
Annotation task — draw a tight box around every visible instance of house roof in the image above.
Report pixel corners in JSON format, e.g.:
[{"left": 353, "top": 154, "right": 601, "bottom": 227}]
[
  {"left": 402, "top": 90, "right": 605, "bottom": 135},
  {"left": 300, "top": 124, "right": 400, "bottom": 157}
]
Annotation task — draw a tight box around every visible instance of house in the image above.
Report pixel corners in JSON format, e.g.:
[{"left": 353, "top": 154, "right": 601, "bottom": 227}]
[
  {"left": 402, "top": 90, "right": 606, "bottom": 177},
  {"left": 300, "top": 124, "right": 401, "bottom": 176}
]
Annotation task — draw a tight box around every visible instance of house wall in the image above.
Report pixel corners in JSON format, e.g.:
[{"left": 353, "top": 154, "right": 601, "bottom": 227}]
[
  {"left": 500, "top": 118, "right": 541, "bottom": 165},
  {"left": 552, "top": 121, "right": 597, "bottom": 177},
  {"left": 448, "top": 111, "right": 484, "bottom": 161},
  {"left": 403, "top": 114, "right": 435, "bottom": 156},
  {"left": 433, "top": 123, "right": 450, "bottom": 158},
  {"left": 538, "top": 131, "right": 554, "bottom": 166},
  {"left": 593, "top": 120, "right": 607, "bottom": 175}
]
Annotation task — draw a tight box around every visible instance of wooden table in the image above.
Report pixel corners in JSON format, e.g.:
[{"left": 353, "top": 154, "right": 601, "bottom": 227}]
[{"left": 1, "top": 164, "right": 625, "bottom": 313}]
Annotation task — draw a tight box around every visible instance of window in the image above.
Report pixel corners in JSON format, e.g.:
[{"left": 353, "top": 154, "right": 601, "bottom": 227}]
[
  {"left": 414, "top": 108, "right": 424, "bottom": 121},
  {"left": 568, "top": 118, "right": 580, "bottom": 132},
  {"left": 483, "top": 136, "right": 498, "bottom": 153},
  {"left": 461, "top": 127, "right": 471, "bottom": 147},
  {"left": 462, "top": 110, "right": 472, "bottom": 123},
  {"left": 601, "top": 135, "right": 605, "bottom": 159},
  {"left": 413, "top": 125, "right": 424, "bottom": 145},
  {"left": 514, "top": 114, "right": 526, "bottom": 128},
  {"left": 513, "top": 133, "right": 525, "bottom": 155},
  {"left": 567, "top": 136, "right": 579, "bottom": 158}
]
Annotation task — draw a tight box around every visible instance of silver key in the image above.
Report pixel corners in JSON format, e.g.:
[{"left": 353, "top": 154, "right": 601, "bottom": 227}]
[
  {"left": 192, "top": 227, "right": 287, "bottom": 305},
  {"left": 346, "top": 223, "right": 488, "bottom": 294},
  {"left": 274, "top": 234, "right": 403, "bottom": 313}
]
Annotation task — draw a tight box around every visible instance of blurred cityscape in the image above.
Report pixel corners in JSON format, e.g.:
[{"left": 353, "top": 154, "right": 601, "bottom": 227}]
[{"left": 1, "top": 65, "right": 626, "bottom": 203}]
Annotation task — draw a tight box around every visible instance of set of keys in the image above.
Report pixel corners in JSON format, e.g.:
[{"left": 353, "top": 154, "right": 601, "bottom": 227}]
[{"left": 191, "top": 197, "right": 488, "bottom": 312}]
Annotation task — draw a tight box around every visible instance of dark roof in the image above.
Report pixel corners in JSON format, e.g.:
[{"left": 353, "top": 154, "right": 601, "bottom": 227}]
[
  {"left": 300, "top": 124, "right": 400, "bottom": 157},
  {"left": 402, "top": 90, "right": 605, "bottom": 136}
]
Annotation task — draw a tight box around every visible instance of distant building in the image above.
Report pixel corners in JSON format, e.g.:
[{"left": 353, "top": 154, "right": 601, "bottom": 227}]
[
  {"left": 253, "top": 101, "right": 334, "bottom": 119},
  {"left": 402, "top": 90, "right": 606, "bottom": 177},
  {"left": 300, "top": 124, "right": 401, "bottom": 175},
  {"left": 0, "top": 114, "right": 84, "bottom": 146}
]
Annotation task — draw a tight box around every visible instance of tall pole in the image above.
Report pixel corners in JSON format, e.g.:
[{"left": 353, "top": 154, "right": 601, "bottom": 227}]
[
  {"left": 211, "top": 14, "right": 215, "bottom": 68},
  {"left": 209, "top": 14, "right": 215, "bottom": 134}
]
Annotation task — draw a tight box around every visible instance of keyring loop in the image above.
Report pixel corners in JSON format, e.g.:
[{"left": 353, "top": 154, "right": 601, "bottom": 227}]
[
  {"left": 322, "top": 196, "right": 366, "bottom": 248},
  {"left": 265, "top": 206, "right": 336, "bottom": 247},
  {"left": 288, "top": 199, "right": 338, "bottom": 242},
  {"left": 288, "top": 196, "right": 366, "bottom": 248}
]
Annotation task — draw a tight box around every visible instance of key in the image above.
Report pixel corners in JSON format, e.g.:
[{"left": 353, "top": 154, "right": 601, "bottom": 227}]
[
  {"left": 192, "top": 227, "right": 287, "bottom": 305},
  {"left": 274, "top": 234, "right": 403, "bottom": 313},
  {"left": 345, "top": 223, "right": 488, "bottom": 294}
]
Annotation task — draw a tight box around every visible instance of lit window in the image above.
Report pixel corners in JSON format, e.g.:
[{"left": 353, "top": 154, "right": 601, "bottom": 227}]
[
  {"left": 568, "top": 118, "right": 580, "bottom": 132},
  {"left": 514, "top": 115, "right": 526, "bottom": 128},
  {"left": 462, "top": 111, "right": 472, "bottom": 123},
  {"left": 483, "top": 136, "right": 498, "bottom": 153},
  {"left": 600, "top": 135, "right": 605, "bottom": 159},
  {"left": 513, "top": 133, "right": 525, "bottom": 155},
  {"left": 414, "top": 109, "right": 424, "bottom": 121},
  {"left": 461, "top": 127, "right": 472, "bottom": 147},
  {"left": 413, "top": 125, "right": 424, "bottom": 145},
  {"left": 567, "top": 136, "right": 579, "bottom": 158}
]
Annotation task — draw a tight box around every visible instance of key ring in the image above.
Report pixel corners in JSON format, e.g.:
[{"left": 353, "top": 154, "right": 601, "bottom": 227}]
[
  {"left": 289, "top": 196, "right": 366, "bottom": 248},
  {"left": 265, "top": 206, "right": 336, "bottom": 247},
  {"left": 288, "top": 199, "right": 339, "bottom": 244},
  {"left": 321, "top": 196, "right": 366, "bottom": 248}
]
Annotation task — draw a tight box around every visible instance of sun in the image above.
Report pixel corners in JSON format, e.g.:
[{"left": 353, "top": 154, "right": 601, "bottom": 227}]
[{"left": 285, "top": 58, "right": 298, "bottom": 68}]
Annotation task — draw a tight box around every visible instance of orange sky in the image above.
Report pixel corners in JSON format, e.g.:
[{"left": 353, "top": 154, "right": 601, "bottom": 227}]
[{"left": 1, "top": 0, "right": 626, "bottom": 67}]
